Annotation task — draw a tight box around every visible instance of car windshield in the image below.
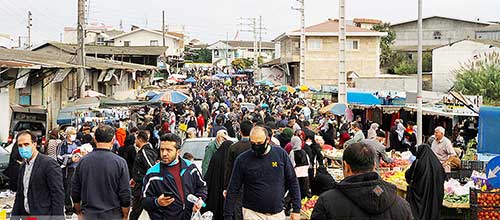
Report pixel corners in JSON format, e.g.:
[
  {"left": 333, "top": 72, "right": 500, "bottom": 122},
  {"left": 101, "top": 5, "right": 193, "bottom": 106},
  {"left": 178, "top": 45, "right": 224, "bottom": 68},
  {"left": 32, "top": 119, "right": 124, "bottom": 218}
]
[
  {"left": 14, "top": 122, "right": 45, "bottom": 133},
  {"left": 181, "top": 140, "right": 211, "bottom": 160}
]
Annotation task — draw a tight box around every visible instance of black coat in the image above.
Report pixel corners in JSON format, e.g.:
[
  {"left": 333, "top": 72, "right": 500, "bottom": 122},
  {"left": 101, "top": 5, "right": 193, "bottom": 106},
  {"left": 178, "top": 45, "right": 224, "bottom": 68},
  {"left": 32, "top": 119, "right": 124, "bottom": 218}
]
[
  {"left": 132, "top": 143, "right": 159, "bottom": 185},
  {"left": 311, "top": 172, "right": 413, "bottom": 220},
  {"left": 406, "top": 144, "right": 445, "bottom": 220},
  {"left": 117, "top": 135, "right": 137, "bottom": 178},
  {"left": 5, "top": 142, "right": 22, "bottom": 192},
  {"left": 12, "top": 153, "right": 65, "bottom": 218}
]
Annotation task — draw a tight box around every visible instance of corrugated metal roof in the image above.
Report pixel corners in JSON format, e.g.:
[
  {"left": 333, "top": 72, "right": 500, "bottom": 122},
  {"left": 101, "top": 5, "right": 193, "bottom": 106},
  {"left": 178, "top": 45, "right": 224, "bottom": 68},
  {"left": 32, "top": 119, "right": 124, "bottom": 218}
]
[
  {"left": 34, "top": 42, "right": 168, "bottom": 56},
  {"left": 0, "top": 60, "right": 40, "bottom": 69},
  {"left": 0, "top": 48, "right": 157, "bottom": 70}
]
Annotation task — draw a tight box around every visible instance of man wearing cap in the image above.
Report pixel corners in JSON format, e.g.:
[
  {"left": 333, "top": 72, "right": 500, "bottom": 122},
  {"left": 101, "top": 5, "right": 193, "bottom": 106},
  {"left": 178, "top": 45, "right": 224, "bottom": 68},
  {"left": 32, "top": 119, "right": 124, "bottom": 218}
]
[{"left": 202, "top": 129, "right": 230, "bottom": 176}]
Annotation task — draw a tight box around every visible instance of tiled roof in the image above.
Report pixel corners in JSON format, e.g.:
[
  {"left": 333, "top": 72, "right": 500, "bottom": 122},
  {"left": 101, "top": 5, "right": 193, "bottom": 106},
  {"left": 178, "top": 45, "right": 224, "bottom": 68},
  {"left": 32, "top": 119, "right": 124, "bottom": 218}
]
[{"left": 293, "top": 19, "right": 377, "bottom": 33}]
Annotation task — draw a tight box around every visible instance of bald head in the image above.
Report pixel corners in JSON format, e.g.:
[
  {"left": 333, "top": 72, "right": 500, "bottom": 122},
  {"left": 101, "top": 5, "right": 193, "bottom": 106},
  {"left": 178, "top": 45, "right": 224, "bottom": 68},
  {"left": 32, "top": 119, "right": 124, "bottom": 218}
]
[{"left": 250, "top": 126, "right": 269, "bottom": 144}]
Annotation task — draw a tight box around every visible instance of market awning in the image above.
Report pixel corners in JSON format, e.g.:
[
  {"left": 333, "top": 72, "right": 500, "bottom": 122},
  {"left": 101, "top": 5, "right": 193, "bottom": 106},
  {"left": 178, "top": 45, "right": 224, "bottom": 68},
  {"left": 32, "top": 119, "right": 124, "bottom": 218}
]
[
  {"left": 52, "top": 68, "right": 73, "bottom": 83},
  {"left": 14, "top": 69, "right": 31, "bottom": 89},
  {"left": 97, "top": 70, "right": 107, "bottom": 82},
  {"left": 347, "top": 91, "right": 381, "bottom": 105},
  {"left": 103, "top": 69, "right": 116, "bottom": 82}
]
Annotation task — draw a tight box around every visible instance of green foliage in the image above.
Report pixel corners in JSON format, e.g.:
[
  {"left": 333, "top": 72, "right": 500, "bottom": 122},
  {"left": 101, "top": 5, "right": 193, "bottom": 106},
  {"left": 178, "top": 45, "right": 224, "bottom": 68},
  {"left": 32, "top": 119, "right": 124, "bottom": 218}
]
[
  {"left": 231, "top": 58, "right": 253, "bottom": 69},
  {"left": 371, "top": 23, "right": 396, "bottom": 67},
  {"left": 423, "top": 52, "right": 432, "bottom": 72},
  {"left": 394, "top": 59, "right": 417, "bottom": 74},
  {"left": 184, "top": 47, "right": 212, "bottom": 63},
  {"left": 454, "top": 52, "right": 500, "bottom": 106}
]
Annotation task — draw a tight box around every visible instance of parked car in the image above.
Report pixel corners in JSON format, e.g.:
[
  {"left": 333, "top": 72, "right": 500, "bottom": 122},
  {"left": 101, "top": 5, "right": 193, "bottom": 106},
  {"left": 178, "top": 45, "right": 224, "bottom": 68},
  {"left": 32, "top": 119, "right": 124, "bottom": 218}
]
[
  {"left": 0, "top": 146, "right": 10, "bottom": 187},
  {"left": 8, "top": 105, "right": 47, "bottom": 148},
  {"left": 180, "top": 138, "right": 214, "bottom": 171},
  {"left": 180, "top": 137, "right": 237, "bottom": 171}
]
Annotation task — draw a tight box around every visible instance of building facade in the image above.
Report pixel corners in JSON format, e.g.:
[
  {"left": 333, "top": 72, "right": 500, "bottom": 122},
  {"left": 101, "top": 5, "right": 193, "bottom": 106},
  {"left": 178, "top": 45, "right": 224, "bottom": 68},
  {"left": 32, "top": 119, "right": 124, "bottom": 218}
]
[
  {"left": 391, "top": 16, "right": 490, "bottom": 52},
  {"left": 207, "top": 40, "right": 275, "bottom": 67},
  {"left": 432, "top": 39, "right": 500, "bottom": 92},
  {"left": 274, "top": 19, "right": 386, "bottom": 88}
]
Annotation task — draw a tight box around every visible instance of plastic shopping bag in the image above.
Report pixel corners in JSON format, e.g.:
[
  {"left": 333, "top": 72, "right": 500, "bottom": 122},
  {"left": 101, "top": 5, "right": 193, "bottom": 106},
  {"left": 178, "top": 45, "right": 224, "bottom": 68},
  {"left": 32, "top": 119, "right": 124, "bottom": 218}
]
[{"left": 190, "top": 211, "right": 213, "bottom": 220}]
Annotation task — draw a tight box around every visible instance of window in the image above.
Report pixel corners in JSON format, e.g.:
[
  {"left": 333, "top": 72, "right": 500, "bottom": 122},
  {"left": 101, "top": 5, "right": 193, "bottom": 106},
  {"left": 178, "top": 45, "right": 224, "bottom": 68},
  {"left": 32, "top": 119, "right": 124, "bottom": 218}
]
[
  {"left": 96, "top": 36, "right": 105, "bottom": 45},
  {"left": 433, "top": 31, "right": 442, "bottom": 40},
  {"left": 150, "top": 40, "right": 159, "bottom": 46},
  {"left": 214, "top": 50, "right": 219, "bottom": 58},
  {"left": 308, "top": 39, "right": 322, "bottom": 50},
  {"left": 347, "top": 40, "right": 360, "bottom": 51},
  {"left": 124, "top": 41, "right": 130, "bottom": 46}
]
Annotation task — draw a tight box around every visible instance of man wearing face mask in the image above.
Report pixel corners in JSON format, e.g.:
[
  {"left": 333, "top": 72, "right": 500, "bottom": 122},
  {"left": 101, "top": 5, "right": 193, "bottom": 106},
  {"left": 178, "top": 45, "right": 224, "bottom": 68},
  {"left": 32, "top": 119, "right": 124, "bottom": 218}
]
[
  {"left": 224, "top": 126, "right": 301, "bottom": 220},
  {"left": 12, "top": 130, "right": 65, "bottom": 219},
  {"left": 142, "top": 133, "right": 207, "bottom": 220},
  {"left": 58, "top": 126, "right": 81, "bottom": 217}
]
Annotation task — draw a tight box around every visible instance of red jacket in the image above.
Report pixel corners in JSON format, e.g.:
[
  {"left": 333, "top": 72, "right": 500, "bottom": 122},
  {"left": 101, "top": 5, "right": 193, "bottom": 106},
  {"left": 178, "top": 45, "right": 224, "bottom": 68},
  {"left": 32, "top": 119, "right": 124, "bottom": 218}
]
[{"left": 197, "top": 115, "right": 205, "bottom": 128}]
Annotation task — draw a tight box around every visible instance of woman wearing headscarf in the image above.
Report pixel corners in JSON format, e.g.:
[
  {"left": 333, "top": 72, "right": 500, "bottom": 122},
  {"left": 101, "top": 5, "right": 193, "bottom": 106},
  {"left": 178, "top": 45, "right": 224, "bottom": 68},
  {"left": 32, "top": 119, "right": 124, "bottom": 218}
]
[
  {"left": 367, "top": 123, "right": 379, "bottom": 140},
  {"left": 203, "top": 140, "right": 233, "bottom": 220},
  {"left": 405, "top": 144, "right": 445, "bottom": 220}
]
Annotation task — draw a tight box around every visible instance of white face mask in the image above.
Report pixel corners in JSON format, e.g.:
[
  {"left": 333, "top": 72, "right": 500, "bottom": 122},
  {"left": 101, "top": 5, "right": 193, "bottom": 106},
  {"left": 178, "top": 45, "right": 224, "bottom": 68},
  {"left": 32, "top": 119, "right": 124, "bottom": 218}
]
[
  {"left": 305, "top": 141, "right": 312, "bottom": 145},
  {"left": 70, "top": 135, "right": 77, "bottom": 142}
]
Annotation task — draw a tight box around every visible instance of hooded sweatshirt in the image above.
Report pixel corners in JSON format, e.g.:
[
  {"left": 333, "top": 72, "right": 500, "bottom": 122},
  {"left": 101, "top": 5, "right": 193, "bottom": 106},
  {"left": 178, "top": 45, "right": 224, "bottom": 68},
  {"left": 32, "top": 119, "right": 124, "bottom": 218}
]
[{"left": 311, "top": 172, "right": 413, "bottom": 220}]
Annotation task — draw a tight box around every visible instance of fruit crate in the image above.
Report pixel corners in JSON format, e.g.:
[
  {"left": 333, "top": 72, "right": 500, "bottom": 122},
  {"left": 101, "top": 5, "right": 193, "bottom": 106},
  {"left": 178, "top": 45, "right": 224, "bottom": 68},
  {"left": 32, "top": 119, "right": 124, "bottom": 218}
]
[
  {"left": 470, "top": 188, "right": 500, "bottom": 208},
  {"left": 471, "top": 205, "right": 500, "bottom": 220},
  {"left": 462, "top": 160, "right": 486, "bottom": 171}
]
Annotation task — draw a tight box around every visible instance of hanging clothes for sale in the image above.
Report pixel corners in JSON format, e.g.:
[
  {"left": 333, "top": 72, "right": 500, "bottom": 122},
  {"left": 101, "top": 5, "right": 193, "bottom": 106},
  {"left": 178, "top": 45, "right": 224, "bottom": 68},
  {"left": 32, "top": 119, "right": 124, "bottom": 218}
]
[{"left": 372, "top": 107, "right": 383, "bottom": 125}]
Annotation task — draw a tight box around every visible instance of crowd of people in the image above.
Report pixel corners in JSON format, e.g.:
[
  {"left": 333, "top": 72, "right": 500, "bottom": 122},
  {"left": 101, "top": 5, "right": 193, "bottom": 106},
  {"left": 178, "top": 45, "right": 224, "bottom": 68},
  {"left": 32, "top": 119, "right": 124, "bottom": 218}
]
[{"left": 4, "top": 73, "right": 468, "bottom": 220}]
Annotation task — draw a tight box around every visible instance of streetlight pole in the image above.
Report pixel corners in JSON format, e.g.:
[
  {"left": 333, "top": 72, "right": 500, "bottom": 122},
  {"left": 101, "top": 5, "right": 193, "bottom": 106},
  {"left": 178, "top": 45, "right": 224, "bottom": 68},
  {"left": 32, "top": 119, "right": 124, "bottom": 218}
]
[{"left": 417, "top": 0, "right": 423, "bottom": 144}]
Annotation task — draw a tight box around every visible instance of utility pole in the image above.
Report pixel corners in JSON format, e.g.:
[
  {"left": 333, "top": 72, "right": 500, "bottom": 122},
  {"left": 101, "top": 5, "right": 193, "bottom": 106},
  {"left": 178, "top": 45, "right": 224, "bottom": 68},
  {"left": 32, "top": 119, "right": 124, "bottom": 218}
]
[
  {"left": 162, "top": 10, "right": 166, "bottom": 47},
  {"left": 292, "top": 0, "right": 305, "bottom": 86},
  {"left": 225, "top": 32, "right": 229, "bottom": 66},
  {"left": 338, "top": 0, "right": 347, "bottom": 104},
  {"left": 417, "top": 0, "right": 423, "bottom": 144},
  {"left": 77, "top": 0, "right": 86, "bottom": 98},
  {"left": 27, "top": 11, "right": 32, "bottom": 49},
  {"left": 239, "top": 17, "right": 259, "bottom": 69},
  {"left": 258, "top": 15, "right": 262, "bottom": 60},
  {"left": 119, "top": 19, "right": 123, "bottom": 31}
]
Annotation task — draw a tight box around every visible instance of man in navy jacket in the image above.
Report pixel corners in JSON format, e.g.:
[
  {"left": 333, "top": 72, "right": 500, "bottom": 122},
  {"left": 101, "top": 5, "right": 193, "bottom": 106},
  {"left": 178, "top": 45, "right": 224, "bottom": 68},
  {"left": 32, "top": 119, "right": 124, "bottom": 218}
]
[
  {"left": 224, "top": 126, "right": 301, "bottom": 220},
  {"left": 142, "top": 133, "right": 207, "bottom": 220}
]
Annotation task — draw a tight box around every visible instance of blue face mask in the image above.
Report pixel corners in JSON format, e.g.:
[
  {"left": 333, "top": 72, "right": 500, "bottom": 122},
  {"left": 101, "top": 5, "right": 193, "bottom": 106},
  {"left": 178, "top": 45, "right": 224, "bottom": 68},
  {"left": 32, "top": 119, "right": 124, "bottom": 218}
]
[{"left": 19, "top": 147, "right": 33, "bottom": 160}]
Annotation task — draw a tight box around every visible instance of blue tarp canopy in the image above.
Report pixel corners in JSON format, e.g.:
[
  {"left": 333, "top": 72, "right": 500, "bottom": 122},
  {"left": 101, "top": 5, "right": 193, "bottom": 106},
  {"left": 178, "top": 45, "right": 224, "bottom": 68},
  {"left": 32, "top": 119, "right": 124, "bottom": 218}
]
[
  {"left": 347, "top": 91, "right": 381, "bottom": 105},
  {"left": 185, "top": 77, "right": 197, "bottom": 83},
  {"left": 478, "top": 106, "right": 500, "bottom": 154}
]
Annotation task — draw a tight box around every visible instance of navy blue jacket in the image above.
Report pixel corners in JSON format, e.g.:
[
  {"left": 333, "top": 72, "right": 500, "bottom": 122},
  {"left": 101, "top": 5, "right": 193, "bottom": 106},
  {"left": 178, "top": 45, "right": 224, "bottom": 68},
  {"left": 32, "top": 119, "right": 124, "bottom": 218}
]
[
  {"left": 142, "top": 157, "right": 207, "bottom": 220},
  {"left": 223, "top": 146, "right": 301, "bottom": 219}
]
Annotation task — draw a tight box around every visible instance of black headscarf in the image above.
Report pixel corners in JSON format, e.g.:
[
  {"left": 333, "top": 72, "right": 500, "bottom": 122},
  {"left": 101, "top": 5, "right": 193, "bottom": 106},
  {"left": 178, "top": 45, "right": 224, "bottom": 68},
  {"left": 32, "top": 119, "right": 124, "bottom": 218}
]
[
  {"left": 203, "top": 140, "right": 233, "bottom": 219},
  {"left": 405, "top": 144, "right": 445, "bottom": 220}
]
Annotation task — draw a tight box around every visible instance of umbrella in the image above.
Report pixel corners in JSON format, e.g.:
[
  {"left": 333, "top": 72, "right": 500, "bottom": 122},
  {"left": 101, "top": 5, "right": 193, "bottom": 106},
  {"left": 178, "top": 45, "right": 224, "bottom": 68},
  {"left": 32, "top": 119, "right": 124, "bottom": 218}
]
[
  {"left": 168, "top": 75, "right": 181, "bottom": 82},
  {"left": 171, "top": 74, "right": 187, "bottom": 79},
  {"left": 150, "top": 91, "right": 190, "bottom": 104},
  {"left": 330, "top": 103, "right": 349, "bottom": 115},
  {"left": 319, "top": 103, "right": 349, "bottom": 115},
  {"left": 261, "top": 103, "right": 269, "bottom": 109},
  {"left": 83, "top": 90, "right": 105, "bottom": 97},
  {"left": 277, "top": 85, "right": 295, "bottom": 93},
  {"left": 146, "top": 91, "right": 158, "bottom": 98},
  {"left": 214, "top": 72, "right": 230, "bottom": 78},
  {"left": 185, "top": 77, "right": 197, "bottom": 83}
]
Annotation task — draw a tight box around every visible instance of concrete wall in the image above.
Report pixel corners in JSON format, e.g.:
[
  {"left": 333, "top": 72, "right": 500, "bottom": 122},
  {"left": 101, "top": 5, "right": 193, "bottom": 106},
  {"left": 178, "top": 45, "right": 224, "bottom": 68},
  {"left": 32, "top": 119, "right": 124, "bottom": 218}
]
[
  {"left": 432, "top": 40, "right": 500, "bottom": 92},
  {"left": 304, "top": 36, "right": 381, "bottom": 88},
  {"left": 476, "top": 31, "right": 500, "bottom": 41},
  {"left": 280, "top": 37, "right": 300, "bottom": 63},
  {"left": 392, "top": 17, "right": 488, "bottom": 47},
  {"left": 113, "top": 30, "right": 181, "bottom": 56},
  {"left": 354, "top": 76, "right": 417, "bottom": 92}
]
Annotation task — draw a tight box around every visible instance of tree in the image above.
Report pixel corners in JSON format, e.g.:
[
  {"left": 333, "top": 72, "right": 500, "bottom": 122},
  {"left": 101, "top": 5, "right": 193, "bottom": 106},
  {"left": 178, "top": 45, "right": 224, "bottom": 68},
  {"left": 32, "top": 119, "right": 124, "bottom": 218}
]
[
  {"left": 371, "top": 23, "right": 396, "bottom": 68},
  {"left": 184, "top": 47, "right": 212, "bottom": 63},
  {"left": 231, "top": 58, "right": 253, "bottom": 69},
  {"left": 454, "top": 52, "right": 500, "bottom": 105}
]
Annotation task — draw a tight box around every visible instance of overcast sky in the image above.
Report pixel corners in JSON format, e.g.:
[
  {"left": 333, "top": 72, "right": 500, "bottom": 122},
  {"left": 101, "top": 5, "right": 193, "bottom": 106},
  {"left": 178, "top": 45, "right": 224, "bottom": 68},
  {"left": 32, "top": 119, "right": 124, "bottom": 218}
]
[{"left": 1, "top": 0, "right": 499, "bottom": 46}]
